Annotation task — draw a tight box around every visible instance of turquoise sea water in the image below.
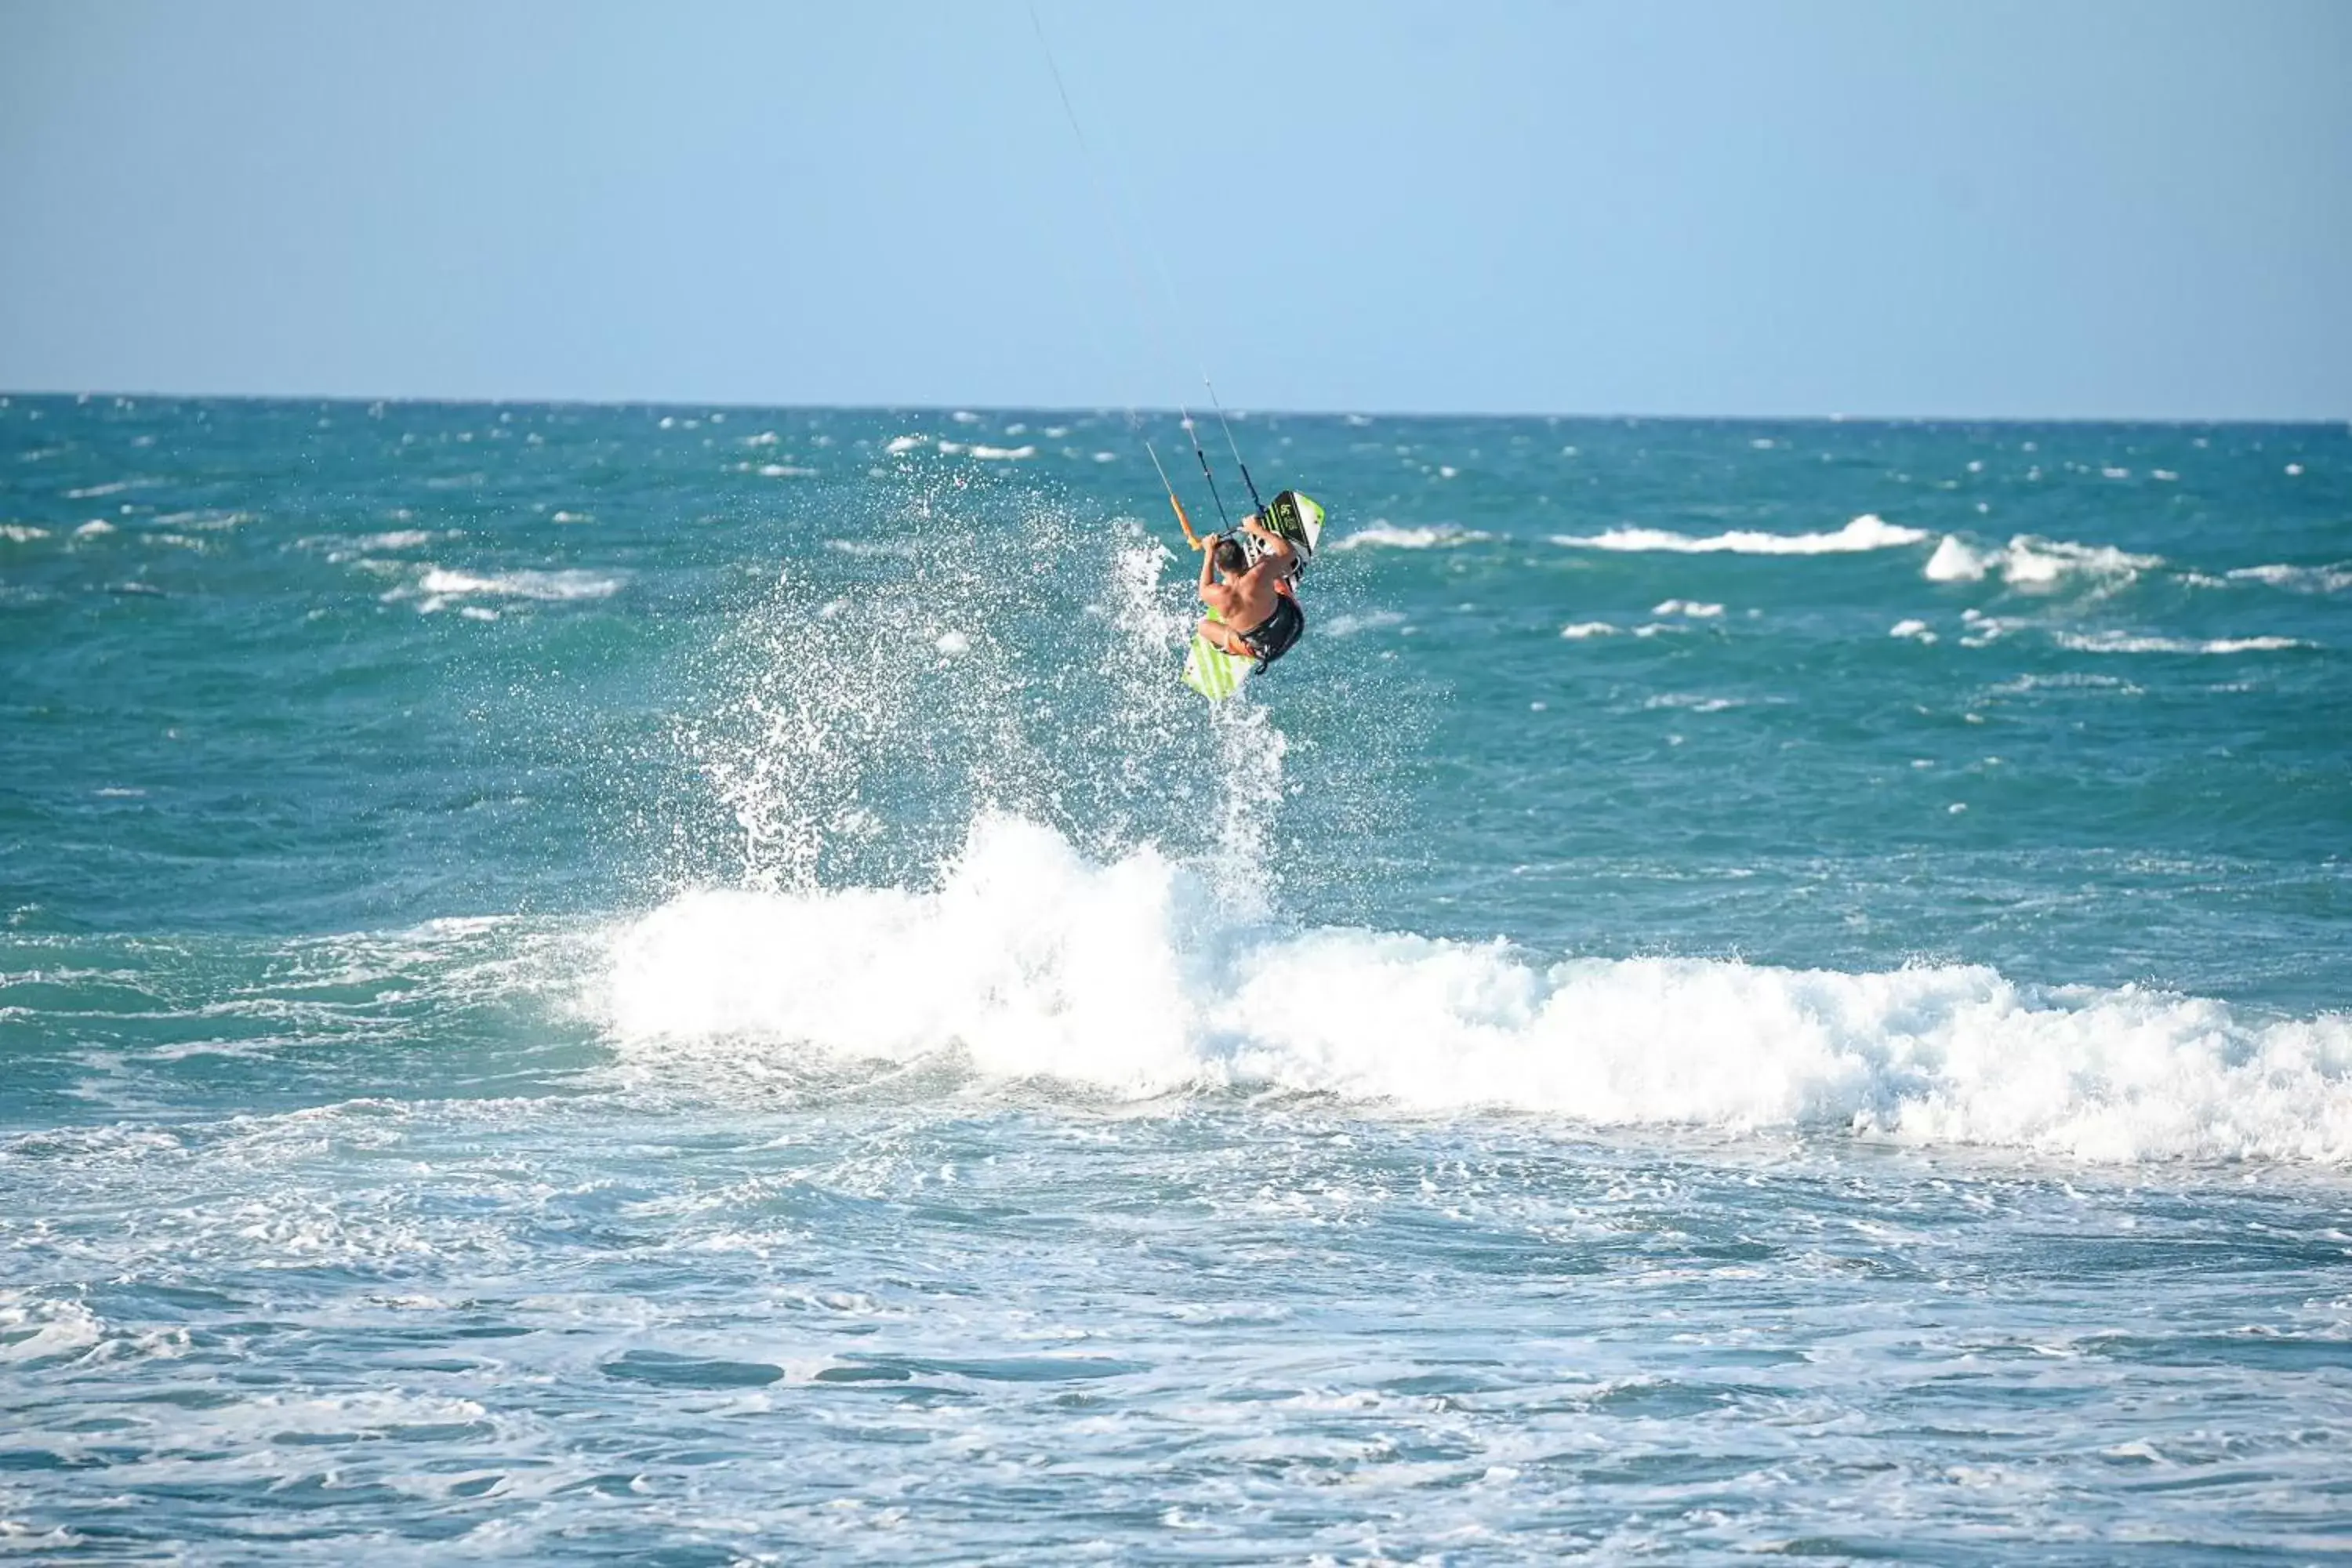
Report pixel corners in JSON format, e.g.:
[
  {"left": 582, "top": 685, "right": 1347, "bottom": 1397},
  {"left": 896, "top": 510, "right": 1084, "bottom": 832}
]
[{"left": 3, "top": 394, "right": 2349, "bottom": 1562}]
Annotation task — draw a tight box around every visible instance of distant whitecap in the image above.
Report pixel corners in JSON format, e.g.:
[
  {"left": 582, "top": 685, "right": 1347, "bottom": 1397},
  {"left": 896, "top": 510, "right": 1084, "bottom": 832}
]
[
  {"left": 2055, "top": 630, "right": 2310, "bottom": 655},
  {"left": 1552, "top": 515, "right": 1926, "bottom": 555},
  {"left": 1328, "top": 523, "right": 1493, "bottom": 552}
]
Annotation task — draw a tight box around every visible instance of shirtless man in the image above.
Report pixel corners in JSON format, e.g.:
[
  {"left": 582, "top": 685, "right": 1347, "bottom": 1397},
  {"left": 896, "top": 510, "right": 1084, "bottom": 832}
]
[{"left": 1196, "top": 511, "right": 1305, "bottom": 672}]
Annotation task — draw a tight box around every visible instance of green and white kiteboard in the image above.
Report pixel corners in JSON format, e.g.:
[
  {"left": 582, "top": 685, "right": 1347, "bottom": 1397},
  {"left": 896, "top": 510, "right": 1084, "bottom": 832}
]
[
  {"left": 1180, "top": 491, "right": 1326, "bottom": 702},
  {"left": 1183, "top": 610, "right": 1257, "bottom": 702},
  {"left": 1257, "top": 489, "right": 1327, "bottom": 557}
]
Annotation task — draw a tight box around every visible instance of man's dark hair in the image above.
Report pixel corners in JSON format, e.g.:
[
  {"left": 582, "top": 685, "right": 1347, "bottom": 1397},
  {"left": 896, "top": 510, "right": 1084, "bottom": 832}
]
[{"left": 1213, "top": 537, "right": 1248, "bottom": 573}]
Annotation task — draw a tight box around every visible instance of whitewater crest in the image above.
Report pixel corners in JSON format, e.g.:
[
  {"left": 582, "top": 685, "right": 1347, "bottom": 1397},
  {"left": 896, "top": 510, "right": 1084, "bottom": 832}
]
[
  {"left": 1550, "top": 514, "right": 1926, "bottom": 555},
  {"left": 1327, "top": 522, "right": 1494, "bottom": 552},
  {"left": 603, "top": 816, "right": 2352, "bottom": 1165},
  {"left": 1924, "top": 533, "right": 2161, "bottom": 590}
]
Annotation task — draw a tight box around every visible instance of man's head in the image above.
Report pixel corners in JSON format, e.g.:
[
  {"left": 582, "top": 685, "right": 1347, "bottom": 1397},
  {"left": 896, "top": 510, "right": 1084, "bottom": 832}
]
[{"left": 1212, "top": 537, "right": 1248, "bottom": 574}]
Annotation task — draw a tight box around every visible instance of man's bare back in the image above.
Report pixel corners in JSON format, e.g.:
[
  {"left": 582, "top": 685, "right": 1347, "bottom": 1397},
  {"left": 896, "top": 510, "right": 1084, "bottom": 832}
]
[{"left": 1197, "top": 514, "right": 1303, "bottom": 665}]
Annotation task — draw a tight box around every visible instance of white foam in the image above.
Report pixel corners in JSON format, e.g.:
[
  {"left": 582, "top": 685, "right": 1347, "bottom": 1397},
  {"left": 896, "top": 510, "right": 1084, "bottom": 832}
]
[
  {"left": 1925, "top": 534, "right": 2162, "bottom": 590},
  {"left": 2227, "top": 562, "right": 2352, "bottom": 594},
  {"left": 355, "top": 529, "right": 435, "bottom": 550},
  {"left": 1322, "top": 610, "right": 1406, "bottom": 637},
  {"left": 966, "top": 445, "right": 1036, "bottom": 461},
  {"left": 1559, "top": 622, "right": 1618, "bottom": 639},
  {"left": 0, "top": 1294, "right": 104, "bottom": 1365},
  {"left": 757, "top": 463, "right": 817, "bottom": 478},
  {"left": 73, "top": 520, "right": 114, "bottom": 537},
  {"left": 397, "top": 567, "right": 625, "bottom": 613},
  {"left": 1327, "top": 524, "right": 1493, "bottom": 552},
  {"left": 1551, "top": 514, "right": 1926, "bottom": 555},
  {"left": 883, "top": 435, "right": 927, "bottom": 456},
  {"left": 601, "top": 818, "right": 2352, "bottom": 1163},
  {"left": 2055, "top": 631, "right": 2310, "bottom": 655},
  {"left": 1651, "top": 599, "right": 1724, "bottom": 618},
  {"left": 1890, "top": 619, "right": 1936, "bottom": 642},
  {"left": 1924, "top": 535, "right": 1991, "bottom": 583},
  {"left": 0, "top": 524, "right": 51, "bottom": 543}
]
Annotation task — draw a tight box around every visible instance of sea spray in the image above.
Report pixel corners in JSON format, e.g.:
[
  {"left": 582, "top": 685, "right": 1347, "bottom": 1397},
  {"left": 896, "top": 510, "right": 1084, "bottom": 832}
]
[{"left": 664, "top": 466, "right": 1368, "bottom": 911}]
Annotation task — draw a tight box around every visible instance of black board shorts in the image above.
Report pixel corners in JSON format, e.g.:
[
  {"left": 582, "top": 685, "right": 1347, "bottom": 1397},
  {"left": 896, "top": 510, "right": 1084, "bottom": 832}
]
[{"left": 1239, "top": 593, "right": 1305, "bottom": 670}]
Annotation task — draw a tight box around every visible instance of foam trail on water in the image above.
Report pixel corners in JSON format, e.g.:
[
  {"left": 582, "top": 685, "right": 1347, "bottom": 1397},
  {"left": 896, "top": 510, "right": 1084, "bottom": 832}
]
[
  {"left": 603, "top": 818, "right": 2352, "bottom": 1165},
  {"left": 2054, "top": 631, "right": 2310, "bottom": 655},
  {"left": 2225, "top": 562, "right": 2352, "bottom": 594}
]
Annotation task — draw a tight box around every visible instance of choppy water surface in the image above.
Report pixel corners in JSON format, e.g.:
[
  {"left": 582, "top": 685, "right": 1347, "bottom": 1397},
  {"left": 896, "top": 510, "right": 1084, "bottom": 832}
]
[{"left": 3, "top": 397, "right": 2349, "bottom": 1562}]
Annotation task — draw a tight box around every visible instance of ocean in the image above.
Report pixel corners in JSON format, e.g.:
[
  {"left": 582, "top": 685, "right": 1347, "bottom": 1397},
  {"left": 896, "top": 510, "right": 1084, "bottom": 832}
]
[{"left": 2, "top": 394, "right": 2348, "bottom": 1563}]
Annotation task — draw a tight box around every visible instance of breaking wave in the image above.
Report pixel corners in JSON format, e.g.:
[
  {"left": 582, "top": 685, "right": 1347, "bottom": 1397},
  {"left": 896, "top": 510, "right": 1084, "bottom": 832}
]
[
  {"left": 602, "top": 816, "right": 2352, "bottom": 1165},
  {"left": 1551, "top": 514, "right": 1926, "bottom": 554},
  {"left": 1925, "top": 534, "right": 2163, "bottom": 590}
]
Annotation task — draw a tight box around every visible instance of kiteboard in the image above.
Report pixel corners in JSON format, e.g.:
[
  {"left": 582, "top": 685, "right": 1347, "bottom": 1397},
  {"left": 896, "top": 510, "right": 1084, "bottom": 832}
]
[
  {"left": 1253, "top": 489, "right": 1327, "bottom": 561},
  {"left": 1183, "top": 610, "right": 1256, "bottom": 701}
]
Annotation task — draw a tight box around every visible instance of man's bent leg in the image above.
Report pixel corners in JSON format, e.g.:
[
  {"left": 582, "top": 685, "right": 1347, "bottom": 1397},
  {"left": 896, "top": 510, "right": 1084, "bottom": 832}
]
[{"left": 1198, "top": 616, "right": 1254, "bottom": 658}]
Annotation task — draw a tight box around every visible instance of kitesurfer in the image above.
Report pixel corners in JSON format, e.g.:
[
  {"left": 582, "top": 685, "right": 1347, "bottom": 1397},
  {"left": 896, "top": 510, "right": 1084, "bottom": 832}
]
[{"left": 1196, "top": 510, "right": 1305, "bottom": 673}]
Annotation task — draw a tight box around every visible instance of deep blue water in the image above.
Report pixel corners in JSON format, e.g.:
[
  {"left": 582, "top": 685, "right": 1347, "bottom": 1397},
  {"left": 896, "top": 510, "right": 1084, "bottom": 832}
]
[{"left": 3, "top": 395, "right": 2348, "bottom": 1562}]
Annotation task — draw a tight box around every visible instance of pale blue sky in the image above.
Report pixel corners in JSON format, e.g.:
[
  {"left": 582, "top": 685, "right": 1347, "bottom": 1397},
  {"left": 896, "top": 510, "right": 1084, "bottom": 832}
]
[{"left": 3, "top": 1, "right": 2347, "bottom": 418}]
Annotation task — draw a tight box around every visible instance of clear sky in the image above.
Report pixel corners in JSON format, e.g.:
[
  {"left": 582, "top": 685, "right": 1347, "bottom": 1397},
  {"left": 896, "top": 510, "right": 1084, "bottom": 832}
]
[{"left": 3, "top": 1, "right": 2347, "bottom": 419}]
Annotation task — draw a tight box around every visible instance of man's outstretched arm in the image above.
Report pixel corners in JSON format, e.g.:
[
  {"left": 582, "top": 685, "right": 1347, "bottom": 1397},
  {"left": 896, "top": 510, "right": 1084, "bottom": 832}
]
[{"left": 1239, "top": 514, "right": 1297, "bottom": 564}]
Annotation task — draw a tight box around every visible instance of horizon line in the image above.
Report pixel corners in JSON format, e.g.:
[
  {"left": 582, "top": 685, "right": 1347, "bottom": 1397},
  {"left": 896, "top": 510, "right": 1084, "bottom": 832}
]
[{"left": 3, "top": 387, "right": 2346, "bottom": 429}]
